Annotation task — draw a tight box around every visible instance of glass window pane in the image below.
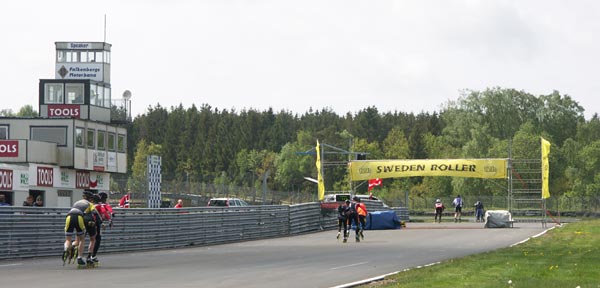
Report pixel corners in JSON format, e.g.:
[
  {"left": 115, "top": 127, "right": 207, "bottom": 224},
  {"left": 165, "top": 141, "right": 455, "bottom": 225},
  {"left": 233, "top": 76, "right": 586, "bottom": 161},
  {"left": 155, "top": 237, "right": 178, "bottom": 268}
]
[
  {"left": 66, "top": 83, "right": 84, "bottom": 104},
  {"left": 88, "top": 51, "right": 95, "bottom": 62},
  {"left": 90, "top": 84, "right": 97, "bottom": 106},
  {"left": 80, "top": 52, "right": 88, "bottom": 62},
  {"left": 75, "top": 127, "right": 84, "bottom": 147},
  {"left": 107, "top": 133, "right": 115, "bottom": 151},
  {"left": 117, "top": 134, "right": 125, "bottom": 152},
  {"left": 97, "top": 130, "right": 105, "bottom": 150},
  {"left": 45, "top": 83, "right": 64, "bottom": 104},
  {"left": 57, "top": 51, "right": 65, "bottom": 63},
  {"left": 105, "top": 51, "right": 111, "bottom": 64},
  {"left": 0, "top": 126, "right": 7, "bottom": 140},
  {"left": 31, "top": 126, "right": 67, "bottom": 146},
  {"left": 95, "top": 51, "right": 103, "bottom": 63},
  {"left": 87, "top": 129, "right": 95, "bottom": 148},
  {"left": 104, "top": 87, "right": 111, "bottom": 108},
  {"left": 96, "top": 86, "right": 104, "bottom": 106}
]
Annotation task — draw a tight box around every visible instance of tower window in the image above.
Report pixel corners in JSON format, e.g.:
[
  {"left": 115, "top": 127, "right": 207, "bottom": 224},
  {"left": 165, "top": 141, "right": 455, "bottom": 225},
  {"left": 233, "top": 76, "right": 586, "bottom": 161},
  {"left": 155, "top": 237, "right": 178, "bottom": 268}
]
[{"left": 45, "top": 83, "right": 64, "bottom": 104}]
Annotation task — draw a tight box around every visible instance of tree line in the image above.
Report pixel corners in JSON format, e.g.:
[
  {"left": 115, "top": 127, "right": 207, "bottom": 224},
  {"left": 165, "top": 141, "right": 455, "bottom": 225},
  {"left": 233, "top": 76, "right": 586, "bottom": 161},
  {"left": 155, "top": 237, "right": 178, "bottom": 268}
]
[{"left": 120, "top": 87, "right": 599, "bottom": 206}]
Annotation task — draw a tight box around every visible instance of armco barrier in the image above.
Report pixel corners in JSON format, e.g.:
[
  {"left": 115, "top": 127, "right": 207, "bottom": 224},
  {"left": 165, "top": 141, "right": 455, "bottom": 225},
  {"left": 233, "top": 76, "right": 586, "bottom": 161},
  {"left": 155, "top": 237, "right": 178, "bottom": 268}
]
[{"left": 0, "top": 202, "right": 407, "bottom": 261}]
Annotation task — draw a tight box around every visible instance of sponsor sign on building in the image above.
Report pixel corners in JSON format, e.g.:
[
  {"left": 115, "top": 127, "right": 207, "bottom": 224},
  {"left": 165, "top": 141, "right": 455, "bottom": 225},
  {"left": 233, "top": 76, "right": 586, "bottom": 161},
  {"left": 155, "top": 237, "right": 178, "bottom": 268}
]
[
  {"left": 36, "top": 166, "right": 54, "bottom": 187},
  {"left": 48, "top": 105, "right": 81, "bottom": 119},
  {"left": 56, "top": 63, "right": 103, "bottom": 81},
  {"left": 0, "top": 140, "right": 19, "bottom": 157},
  {"left": 0, "top": 169, "right": 13, "bottom": 190},
  {"left": 93, "top": 151, "right": 106, "bottom": 171},
  {"left": 76, "top": 170, "right": 90, "bottom": 189}
]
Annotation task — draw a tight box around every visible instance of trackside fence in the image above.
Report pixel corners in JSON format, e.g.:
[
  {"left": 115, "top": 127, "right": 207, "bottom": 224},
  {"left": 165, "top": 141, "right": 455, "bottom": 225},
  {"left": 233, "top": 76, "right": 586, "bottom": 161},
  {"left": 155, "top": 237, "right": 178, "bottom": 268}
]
[{"left": 0, "top": 200, "right": 405, "bottom": 261}]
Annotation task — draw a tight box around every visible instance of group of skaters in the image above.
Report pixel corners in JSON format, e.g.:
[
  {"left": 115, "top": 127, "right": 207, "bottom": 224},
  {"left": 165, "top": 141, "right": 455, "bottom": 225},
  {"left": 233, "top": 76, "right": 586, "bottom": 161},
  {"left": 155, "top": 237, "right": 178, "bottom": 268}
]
[
  {"left": 434, "top": 195, "right": 485, "bottom": 223},
  {"left": 336, "top": 196, "right": 368, "bottom": 243},
  {"left": 63, "top": 190, "right": 113, "bottom": 267}
]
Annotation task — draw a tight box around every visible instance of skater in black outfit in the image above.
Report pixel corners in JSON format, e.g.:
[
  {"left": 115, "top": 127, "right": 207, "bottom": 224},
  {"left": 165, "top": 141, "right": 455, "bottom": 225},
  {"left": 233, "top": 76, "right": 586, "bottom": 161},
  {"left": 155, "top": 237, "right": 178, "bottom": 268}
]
[
  {"left": 336, "top": 201, "right": 350, "bottom": 242},
  {"left": 346, "top": 200, "right": 360, "bottom": 242}
]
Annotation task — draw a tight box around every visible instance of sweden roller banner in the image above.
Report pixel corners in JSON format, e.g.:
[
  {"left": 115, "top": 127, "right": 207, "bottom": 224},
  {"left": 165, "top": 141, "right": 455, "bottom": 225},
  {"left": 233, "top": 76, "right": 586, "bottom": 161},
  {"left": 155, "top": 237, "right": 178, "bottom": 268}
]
[{"left": 349, "top": 159, "right": 507, "bottom": 181}]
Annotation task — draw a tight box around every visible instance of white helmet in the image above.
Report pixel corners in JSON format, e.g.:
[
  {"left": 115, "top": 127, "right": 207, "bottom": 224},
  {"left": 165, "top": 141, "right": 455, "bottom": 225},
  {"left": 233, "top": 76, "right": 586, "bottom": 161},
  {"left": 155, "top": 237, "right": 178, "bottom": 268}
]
[{"left": 436, "top": 199, "right": 441, "bottom": 203}]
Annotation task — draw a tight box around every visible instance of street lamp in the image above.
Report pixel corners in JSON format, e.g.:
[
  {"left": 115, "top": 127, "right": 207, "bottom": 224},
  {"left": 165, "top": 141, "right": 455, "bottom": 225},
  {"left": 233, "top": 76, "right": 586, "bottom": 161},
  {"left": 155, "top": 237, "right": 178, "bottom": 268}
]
[{"left": 122, "top": 90, "right": 132, "bottom": 120}]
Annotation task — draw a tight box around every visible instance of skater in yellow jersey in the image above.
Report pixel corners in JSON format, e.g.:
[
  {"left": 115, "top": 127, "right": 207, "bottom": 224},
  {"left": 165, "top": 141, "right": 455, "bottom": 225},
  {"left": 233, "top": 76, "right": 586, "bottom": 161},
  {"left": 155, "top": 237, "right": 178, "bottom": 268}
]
[{"left": 63, "top": 191, "right": 96, "bottom": 267}]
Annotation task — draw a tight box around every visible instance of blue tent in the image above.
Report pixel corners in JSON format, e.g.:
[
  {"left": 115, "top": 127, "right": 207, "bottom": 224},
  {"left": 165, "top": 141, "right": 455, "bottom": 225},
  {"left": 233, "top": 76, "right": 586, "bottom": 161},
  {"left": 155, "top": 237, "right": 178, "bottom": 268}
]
[{"left": 365, "top": 211, "right": 402, "bottom": 230}]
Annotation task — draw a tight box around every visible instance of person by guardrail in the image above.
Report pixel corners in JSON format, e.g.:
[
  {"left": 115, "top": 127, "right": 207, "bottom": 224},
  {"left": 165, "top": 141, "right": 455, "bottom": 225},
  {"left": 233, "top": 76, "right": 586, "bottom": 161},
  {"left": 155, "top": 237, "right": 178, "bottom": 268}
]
[
  {"left": 0, "top": 194, "right": 10, "bottom": 206},
  {"left": 119, "top": 191, "right": 131, "bottom": 208}
]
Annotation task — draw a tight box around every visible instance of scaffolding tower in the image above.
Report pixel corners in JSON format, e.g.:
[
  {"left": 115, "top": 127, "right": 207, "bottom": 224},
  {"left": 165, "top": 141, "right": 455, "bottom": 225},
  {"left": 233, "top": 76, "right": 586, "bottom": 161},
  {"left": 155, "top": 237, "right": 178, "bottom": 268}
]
[{"left": 509, "top": 158, "right": 547, "bottom": 227}]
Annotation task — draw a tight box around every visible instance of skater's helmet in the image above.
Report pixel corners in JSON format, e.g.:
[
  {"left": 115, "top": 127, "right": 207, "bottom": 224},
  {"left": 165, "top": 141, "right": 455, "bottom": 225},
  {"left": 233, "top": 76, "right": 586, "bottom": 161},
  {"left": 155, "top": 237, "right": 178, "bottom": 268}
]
[
  {"left": 83, "top": 190, "right": 94, "bottom": 200},
  {"left": 436, "top": 199, "right": 441, "bottom": 203},
  {"left": 98, "top": 192, "right": 108, "bottom": 201}
]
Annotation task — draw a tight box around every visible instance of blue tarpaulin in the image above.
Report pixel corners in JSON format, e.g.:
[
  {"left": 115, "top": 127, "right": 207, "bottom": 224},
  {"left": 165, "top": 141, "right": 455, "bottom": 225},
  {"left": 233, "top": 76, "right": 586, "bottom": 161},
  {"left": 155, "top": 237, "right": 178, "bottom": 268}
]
[{"left": 365, "top": 211, "right": 401, "bottom": 230}]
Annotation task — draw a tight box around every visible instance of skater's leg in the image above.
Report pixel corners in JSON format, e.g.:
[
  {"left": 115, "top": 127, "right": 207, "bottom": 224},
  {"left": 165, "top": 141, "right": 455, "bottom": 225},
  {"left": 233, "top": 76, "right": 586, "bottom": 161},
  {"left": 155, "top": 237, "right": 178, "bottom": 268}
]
[
  {"left": 76, "top": 234, "right": 85, "bottom": 262},
  {"left": 92, "top": 232, "right": 101, "bottom": 261}
]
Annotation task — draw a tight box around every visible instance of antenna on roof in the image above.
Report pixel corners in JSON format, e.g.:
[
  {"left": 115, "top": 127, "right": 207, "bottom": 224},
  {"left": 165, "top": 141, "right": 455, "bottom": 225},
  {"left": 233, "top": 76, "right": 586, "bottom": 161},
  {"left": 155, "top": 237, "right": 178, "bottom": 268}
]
[{"left": 103, "top": 14, "right": 107, "bottom": 43}]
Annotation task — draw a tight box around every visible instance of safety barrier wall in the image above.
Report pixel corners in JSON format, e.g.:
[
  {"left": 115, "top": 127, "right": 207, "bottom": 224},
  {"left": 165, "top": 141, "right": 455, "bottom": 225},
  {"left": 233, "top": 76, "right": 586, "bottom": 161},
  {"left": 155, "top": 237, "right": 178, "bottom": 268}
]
[{"left": 0, "top": 201, "right": 407, "bottom": 261}]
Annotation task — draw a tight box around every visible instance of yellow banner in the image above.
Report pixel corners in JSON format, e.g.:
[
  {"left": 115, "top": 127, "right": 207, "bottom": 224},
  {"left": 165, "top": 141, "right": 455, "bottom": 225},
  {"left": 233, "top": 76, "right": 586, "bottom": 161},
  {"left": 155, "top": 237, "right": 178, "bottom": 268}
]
[
  {"left": 316, "top": 141, "right": 325, "bottom": 201},
  {"left": 541, "top": 138, "right": 551, "bottom": 199},
  {"left": 349, "top": 159, "right": 507, "bottom": 181}
]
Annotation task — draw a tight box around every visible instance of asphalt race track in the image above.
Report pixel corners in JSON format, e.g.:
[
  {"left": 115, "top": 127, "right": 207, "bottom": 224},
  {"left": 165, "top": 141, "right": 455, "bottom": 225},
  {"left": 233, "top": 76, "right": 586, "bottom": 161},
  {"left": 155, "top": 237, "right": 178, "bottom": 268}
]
[{"left": 0, "top": 222, "right": 548, "bottom": 288}]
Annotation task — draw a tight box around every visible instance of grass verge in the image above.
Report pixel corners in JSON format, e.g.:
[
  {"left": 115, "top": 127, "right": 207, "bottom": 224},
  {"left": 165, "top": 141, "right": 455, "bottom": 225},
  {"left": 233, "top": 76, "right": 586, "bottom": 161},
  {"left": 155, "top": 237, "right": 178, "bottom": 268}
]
[{"left": 362, "top": 219, "right": 600, "bottom": 288}]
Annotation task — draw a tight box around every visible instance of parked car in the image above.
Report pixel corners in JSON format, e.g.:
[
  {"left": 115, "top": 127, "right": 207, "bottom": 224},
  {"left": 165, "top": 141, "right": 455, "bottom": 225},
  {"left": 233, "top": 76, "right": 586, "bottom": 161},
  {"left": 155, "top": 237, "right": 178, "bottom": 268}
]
[
  {"left": 320, "top": 193, "right": 351, "bottom": 209},
  {"left": 207, "top": 198, "right": 249, "bottom": 207},
  {"left": 353, "top": 194, "right": 380, "bottom": 201},
  {"left": 353, "top": 194, "right": 389, "bottom": 207}
]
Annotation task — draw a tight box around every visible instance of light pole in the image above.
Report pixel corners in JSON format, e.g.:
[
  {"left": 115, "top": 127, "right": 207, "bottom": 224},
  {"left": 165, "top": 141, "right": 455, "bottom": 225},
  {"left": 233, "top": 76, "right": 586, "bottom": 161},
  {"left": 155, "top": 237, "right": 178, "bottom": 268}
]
[{"left": 122, "top": 90, "right": 132, "bottom": 121}]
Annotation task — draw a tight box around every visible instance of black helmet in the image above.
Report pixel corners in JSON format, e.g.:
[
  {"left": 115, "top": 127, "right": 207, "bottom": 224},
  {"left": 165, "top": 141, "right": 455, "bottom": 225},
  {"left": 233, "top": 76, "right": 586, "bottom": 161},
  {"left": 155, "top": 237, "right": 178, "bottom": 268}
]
[
  {"left": 90, "top": 194, "right": 100, "bottom": 203},
  {"left": 353, "top": 196, "right": 360, "bottom": 201},
  {"left": 98, "top": 192, "right": 108, "bottom": 201},
  {"left": 83, "top": 190, "right": 94, "bottom": 200}
]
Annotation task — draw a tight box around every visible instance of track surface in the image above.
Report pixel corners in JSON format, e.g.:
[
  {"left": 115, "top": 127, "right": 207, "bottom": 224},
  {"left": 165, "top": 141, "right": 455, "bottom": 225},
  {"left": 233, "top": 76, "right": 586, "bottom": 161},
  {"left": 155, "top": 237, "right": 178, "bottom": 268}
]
[{"left": 0, "top": 222, "right": 547, "bottom": 288}]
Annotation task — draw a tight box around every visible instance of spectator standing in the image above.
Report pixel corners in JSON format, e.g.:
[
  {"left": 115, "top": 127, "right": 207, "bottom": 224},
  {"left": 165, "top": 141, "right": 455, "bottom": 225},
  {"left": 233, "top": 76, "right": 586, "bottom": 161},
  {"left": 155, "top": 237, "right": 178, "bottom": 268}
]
[
  {"left": 23, "top": 195, "right": 34, "bottom": 206},
  {"left": 0, "top": 194, "right": 10, "bottom": 206},
  {"left": 174, "top": 199, "right": 183, "bottom": 208},
  {"left": 474, "top": 200, "right": 484, "bottom": 222},
  {"left": 119, "top": 191, "right": 131, "bottom": 208},
  {"left": 33, "top": 196, "right": 44, "bottom": 207}
]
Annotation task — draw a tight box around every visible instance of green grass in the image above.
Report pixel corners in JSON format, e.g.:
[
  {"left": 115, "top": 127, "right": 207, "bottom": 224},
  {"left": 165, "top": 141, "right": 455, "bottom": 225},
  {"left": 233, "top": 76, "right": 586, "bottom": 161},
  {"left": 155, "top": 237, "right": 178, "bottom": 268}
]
[{"left": 364, "top": 219, "right": 600, "bottom": 288}]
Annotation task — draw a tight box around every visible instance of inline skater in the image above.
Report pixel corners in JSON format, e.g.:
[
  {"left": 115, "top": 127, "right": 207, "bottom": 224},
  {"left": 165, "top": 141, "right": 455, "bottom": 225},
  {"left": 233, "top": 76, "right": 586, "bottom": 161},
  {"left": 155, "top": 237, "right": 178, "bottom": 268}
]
[
  {"left": 346, "top": 199, "right": 360, "bottom": 242},
  {"left": 336, "top": 200, "right": 350, "bottom": 242},
  {"left": 452, "top": 195, "right": 464, "bottom": 222},
  {"left": 354, "top": 196, "right": 368, "bottom": 240},
  {"left": 63, "top": 191, "right": 95, "bottom": 266},
  {"left": 90, "top": 192, "right": 113, "bottom": 264},
  {"left": 434, "top": 199, "right": 445, "bottom": 223}
]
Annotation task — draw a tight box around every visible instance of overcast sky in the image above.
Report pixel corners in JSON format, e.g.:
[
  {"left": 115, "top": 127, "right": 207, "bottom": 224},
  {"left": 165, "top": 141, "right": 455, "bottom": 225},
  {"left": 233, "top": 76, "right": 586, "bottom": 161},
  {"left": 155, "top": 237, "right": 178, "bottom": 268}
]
[{"left": 2, "top": 0, "right": 599, "bottom": 119}]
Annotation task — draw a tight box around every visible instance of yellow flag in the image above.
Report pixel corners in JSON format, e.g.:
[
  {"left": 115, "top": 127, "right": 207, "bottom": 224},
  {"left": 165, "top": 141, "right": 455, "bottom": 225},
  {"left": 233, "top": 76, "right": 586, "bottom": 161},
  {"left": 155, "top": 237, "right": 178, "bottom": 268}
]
[
  {"left": 541, "top": 137, "right": 551, "bottom": 199},
  {"left": 316, "top": 140, "right": 325, "bottom": 200}
]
